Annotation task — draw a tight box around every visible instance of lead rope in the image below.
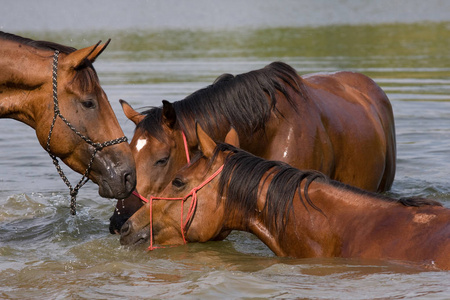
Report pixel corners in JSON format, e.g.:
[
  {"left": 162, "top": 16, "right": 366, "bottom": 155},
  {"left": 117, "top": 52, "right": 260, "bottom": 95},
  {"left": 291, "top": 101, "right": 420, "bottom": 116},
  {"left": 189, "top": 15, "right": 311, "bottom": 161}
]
[
  {"left": 46, "top": 50, "right": 128, "bottom": 215},
  {"left": 133, "top": 164, "right": 224, "bottom": 251}
]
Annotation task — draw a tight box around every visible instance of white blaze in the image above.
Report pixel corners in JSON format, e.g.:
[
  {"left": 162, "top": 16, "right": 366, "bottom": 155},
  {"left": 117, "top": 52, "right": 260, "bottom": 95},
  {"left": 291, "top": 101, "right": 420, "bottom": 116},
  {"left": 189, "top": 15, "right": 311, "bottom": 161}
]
[{"left": 136, "top": 138, "right": 147, "bottom": 152}]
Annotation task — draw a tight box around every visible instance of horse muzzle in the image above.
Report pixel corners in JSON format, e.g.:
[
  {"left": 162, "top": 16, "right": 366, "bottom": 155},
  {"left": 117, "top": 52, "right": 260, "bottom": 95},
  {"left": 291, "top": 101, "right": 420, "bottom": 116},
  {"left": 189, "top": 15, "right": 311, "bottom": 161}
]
[
  {"left": 98, "top": 168, "right": 136, "bottom": 199},
  {"left": 119, "top": 220, "right": 149, "bottom": 246},
  {"left": 91, "top": 148, "right": 137, "bottom": 199}
]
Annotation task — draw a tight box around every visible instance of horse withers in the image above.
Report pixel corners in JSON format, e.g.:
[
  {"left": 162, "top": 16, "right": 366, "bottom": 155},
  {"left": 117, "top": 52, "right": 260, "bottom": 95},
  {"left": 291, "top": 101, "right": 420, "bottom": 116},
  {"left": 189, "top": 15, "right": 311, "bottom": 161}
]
[
  {"left": 0, "top": 32, "right": 136, "bottom": 210},
  {"left": 110, "top": 62, "right": 396, "bottom": 232},
  {"left": 120, "top": 125, "right": 450, "bottom": 270}
]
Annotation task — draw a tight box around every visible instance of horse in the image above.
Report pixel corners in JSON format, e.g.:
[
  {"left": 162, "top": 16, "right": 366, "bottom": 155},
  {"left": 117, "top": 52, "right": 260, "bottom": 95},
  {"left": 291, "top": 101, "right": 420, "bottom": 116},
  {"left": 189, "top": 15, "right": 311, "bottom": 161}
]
[
  {"left": 120, "top": 125, "right": 450, "bottom": 270},
  {"left": 110, "top": 61, "right": 396, "bottom": 232},
  {"left": 0, "top": 32, "right": 136, "bottom": 213}
]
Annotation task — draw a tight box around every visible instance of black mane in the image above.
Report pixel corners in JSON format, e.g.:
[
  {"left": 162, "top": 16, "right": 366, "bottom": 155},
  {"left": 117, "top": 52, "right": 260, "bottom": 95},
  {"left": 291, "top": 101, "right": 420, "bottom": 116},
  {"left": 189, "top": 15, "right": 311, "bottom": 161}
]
[
  {"left": 211, "top": 143, "right": 442, "bottom": 236},
  {"left": 138, "top": 62, "right": 307, "bottom": 140}
]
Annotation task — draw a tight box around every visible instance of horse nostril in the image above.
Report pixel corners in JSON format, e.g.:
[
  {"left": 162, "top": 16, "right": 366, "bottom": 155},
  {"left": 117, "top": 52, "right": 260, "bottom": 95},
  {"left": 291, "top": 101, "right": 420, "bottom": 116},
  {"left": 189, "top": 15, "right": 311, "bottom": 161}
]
[
  {"left": 120, "top": 221, "right": 131, "bottom": 236},
  {"left": 124, "top": 172, "right": 136, "bottom": 192}
]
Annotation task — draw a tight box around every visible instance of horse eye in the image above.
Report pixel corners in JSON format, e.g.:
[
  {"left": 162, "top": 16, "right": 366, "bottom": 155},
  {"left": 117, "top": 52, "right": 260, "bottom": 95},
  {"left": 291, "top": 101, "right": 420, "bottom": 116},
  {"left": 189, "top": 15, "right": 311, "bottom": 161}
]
[
  {"left": 155, "top": 157, "right": 169, "bottom": 166},
  {"left": 172, "top": 178, "right": 186, "bottom": 189},
  {"left": 81, "top": 100, "right": 96, "bottom": 109}
]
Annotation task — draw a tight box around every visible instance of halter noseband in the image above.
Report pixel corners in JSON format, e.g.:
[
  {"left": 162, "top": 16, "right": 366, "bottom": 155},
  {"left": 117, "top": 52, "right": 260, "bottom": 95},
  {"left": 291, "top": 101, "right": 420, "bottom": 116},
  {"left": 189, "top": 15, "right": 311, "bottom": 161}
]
[
  {"left": 133, "top": 164, "right": 224, "bottom": 251},
  {"left": 46, "top": 50, "right": 128, "bottom": 215}
]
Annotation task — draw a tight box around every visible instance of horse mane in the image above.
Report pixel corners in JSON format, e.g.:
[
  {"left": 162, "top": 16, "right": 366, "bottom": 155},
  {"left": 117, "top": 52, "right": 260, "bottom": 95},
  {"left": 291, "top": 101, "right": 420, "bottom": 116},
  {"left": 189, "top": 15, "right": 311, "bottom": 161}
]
[
  {"left": 137, "top": 62, "right": 308, "bottom": 139},
  {"left": 211, "top": 144, "right": 442, "bottom": 236},
  {"left": 213, "top": 143, "right": 327, "bottom": 234},
  {"left": 0, "top": 31, "right": 98, "bottom": 91},
  {"left": 0, "top": 31, "right": 76, "bottom": 54}
]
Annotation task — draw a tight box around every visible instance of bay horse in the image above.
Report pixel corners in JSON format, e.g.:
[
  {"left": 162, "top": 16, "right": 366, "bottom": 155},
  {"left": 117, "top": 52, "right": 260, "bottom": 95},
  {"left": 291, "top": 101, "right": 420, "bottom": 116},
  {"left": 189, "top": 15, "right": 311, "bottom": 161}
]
[
  {"left": 0, "top": 32, "right": 136, "bottom": 213},
  {"left": 120, "top": 126, "right": 450, "bottom": 270},
  {"left": 110, "top": 61, "right": 396, "bottom": 232}
]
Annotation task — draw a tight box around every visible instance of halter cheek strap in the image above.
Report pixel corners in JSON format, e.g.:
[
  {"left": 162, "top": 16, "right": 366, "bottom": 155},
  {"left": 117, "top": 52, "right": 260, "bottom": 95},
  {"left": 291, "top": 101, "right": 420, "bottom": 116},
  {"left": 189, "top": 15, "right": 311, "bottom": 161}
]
[
  {"left": 47, "top": 50, "right": 128, "bottom": 215},
  {"left": 182, "top": 131, "right": 190, "bottom": 164},
  {"left": 131, "top": 130, "right": 191, "bottom": 204},
  {"left": 132, "top": 164, "right": 224, "bottom": 251}
]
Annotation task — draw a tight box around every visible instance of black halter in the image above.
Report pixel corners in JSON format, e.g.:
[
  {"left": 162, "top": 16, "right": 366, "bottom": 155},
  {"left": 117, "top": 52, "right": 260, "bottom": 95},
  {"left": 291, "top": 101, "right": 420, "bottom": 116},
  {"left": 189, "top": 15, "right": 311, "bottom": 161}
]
[{"left": 46, "top": 50, "right": 128, "bottom": 215}]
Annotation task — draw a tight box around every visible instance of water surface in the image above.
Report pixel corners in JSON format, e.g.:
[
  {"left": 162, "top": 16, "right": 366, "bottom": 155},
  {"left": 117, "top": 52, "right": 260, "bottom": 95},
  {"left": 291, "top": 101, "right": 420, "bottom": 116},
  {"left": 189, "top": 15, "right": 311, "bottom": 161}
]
[{"left": 1, "top": 22, "right": 450, "bottom": 299}]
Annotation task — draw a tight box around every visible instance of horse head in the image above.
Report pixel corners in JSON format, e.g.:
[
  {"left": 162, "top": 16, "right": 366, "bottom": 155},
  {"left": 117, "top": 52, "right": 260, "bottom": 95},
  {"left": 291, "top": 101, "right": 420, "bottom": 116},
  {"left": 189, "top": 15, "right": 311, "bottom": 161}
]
[
  {"left": 0, "top": 33, "right": 136, "bottom": 200},
  {"left": 36, "top": 42, "right": 136, "bottom": 199},
  {"left": 109, "top": 100, "right": 191, "bottom": 232},
  {"left": 119, "top": 124, "right": 239, "bottom": 248}
]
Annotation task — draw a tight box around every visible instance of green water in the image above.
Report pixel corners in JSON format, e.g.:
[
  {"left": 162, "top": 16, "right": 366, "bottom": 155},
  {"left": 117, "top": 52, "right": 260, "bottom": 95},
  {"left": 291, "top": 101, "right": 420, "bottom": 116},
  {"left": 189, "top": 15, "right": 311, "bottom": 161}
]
[{"left": 23, "top": 22, "right": 448, "bottom": 62}]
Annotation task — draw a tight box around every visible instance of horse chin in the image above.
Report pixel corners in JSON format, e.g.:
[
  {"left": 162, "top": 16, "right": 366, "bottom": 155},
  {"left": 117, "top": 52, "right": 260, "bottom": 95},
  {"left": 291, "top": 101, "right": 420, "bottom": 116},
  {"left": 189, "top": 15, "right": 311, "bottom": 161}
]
[
  {"left": 95, "top": 176, "right": 133, "bottom": 198},
  {"left": 109, "top": 193, "right": 144, "bottom": 234},
  {"left": 109, "top": 211, "right": 132, "bottom": 234}
]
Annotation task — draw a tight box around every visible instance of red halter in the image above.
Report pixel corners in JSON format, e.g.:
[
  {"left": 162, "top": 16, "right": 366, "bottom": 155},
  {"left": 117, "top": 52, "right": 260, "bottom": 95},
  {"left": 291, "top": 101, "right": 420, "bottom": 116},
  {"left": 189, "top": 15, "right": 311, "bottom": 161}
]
[
  {"left": 131, "top": 130, "right": 190, "bottom": 204},
  {"left": 131, "top": 131, "right": 223, "bottom": 250},
  {"left": 132, "top": 165, "right": 223, "bottom": 250},
  {"left": 182, "top": 131, "right": 190, "bottom": 164}
]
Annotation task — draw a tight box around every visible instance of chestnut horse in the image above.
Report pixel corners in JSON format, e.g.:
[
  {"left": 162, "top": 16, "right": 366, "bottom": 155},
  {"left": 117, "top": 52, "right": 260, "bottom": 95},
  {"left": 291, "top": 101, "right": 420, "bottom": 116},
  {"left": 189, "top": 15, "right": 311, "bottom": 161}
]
[
  {"left": 110, "top": 62, "right": 396, "bottom": 232},
  {"left": 0, "top": 32, "right": 136, "bottom": 213},
  {"left": 120, "top": 126, "right": 449, "bottom": 270}
]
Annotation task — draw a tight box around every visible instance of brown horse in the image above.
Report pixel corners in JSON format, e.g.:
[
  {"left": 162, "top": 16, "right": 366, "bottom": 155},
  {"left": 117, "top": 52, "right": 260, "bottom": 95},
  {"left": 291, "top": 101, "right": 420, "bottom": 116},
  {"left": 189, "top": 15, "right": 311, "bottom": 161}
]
[
  {"left": 120, "top": 126, "right": 450, "bottom": 270},
  {"left": 0, "top": 32, "right": 136, "bottom": 209},
  {"left": 110, "top": 61, "right": 396, "bottom": 232}
]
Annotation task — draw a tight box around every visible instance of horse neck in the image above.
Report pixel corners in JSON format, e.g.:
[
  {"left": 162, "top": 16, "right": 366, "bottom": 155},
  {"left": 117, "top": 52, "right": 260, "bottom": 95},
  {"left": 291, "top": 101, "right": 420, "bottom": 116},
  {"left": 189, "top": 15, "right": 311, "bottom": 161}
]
[
  {"left": 0, "top": 40, "right": 50, "bottom": 127},
  {"left": 242, "top": 177, "right": 406, "bottom": 258},
  {"left": 218, "top": 168, "right": 292, "bottom": 256}
]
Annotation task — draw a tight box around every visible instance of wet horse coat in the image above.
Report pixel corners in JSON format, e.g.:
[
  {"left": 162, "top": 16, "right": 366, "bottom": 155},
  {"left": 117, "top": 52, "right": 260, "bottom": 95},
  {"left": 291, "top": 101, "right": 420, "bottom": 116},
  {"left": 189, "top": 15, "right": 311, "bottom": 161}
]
[
  {"left": 0, "top": 32, "right": 136, "bottom": 201},
  {"left": 110, "top": 62, "right": 396, "bottom": 232},
  {"left": 120, "top": 127, "right": 449, "bottom": 270}
]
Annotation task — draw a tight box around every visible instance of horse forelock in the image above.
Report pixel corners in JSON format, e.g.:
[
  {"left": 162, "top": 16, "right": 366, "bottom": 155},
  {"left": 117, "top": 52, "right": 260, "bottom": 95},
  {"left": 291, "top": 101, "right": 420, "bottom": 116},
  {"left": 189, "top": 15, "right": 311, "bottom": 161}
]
[
  {"left": 137, "top": 107, "right": 168, "bottom": 142},
  {"left": 64, "top": 63, "right": 99, "bottom": 97}
]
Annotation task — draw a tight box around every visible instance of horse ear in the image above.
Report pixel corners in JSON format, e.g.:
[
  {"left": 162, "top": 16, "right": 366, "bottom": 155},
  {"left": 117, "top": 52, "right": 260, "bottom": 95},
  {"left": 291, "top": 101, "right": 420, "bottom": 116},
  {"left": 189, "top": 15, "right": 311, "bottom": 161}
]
[
  {"left": 86, "top": 39, "right": 110, "bottom": 63},
  {"left": 62, "top": 39, "right": 110, "bottom": 69},
  {"left": 120, "top": 99, "right": 144, "bottom": 125},
  {"left": 162, "top": 100, "right": 176, "bottom": 129},
  {"left": 196, "top": 123, "right": 216, "bottom": 158},
  {"left": 225, "top": 127, "right": 240, "bottom": 147}
]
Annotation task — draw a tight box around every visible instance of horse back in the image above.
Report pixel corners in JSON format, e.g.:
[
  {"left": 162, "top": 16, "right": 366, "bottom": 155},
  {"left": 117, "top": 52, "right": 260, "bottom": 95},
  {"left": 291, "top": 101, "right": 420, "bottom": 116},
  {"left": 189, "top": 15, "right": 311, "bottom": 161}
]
[{"left": 302, "top": 71, "right": 393, "bottom": 120}]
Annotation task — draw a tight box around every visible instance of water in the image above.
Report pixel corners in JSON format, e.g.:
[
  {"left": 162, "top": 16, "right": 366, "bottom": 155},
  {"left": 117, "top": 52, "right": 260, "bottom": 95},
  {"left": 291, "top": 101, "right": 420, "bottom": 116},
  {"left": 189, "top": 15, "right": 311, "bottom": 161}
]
[
  {"left": 2, "top": 6, "right": 450, "bottom": 300},
  {"left": 2, "top": 0, "right": 450, "bottom": 32}
]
